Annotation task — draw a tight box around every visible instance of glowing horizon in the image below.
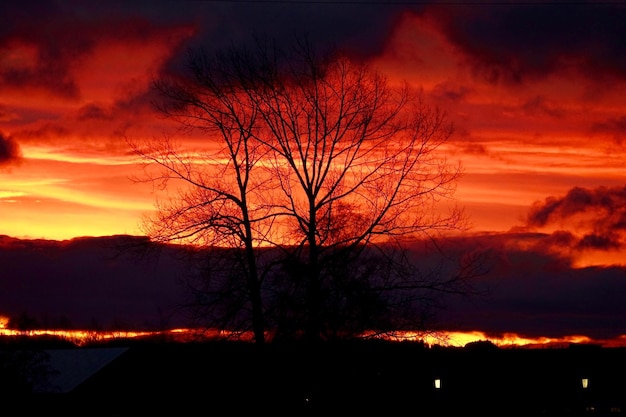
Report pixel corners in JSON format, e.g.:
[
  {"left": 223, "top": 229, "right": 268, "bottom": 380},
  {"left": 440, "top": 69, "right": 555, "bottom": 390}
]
[{"left": 1, "top": 310, "right": 621, "bottom": 349}]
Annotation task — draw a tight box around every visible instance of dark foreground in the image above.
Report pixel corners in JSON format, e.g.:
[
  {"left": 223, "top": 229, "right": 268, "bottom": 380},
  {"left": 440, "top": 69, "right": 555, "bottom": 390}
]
[{"left": 5, "top": 339, "right": 626, "bottom": 416}]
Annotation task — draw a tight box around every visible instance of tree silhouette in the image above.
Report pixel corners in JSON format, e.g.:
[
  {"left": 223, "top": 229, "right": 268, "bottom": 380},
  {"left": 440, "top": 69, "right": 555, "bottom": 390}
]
[
  {"left": 8, "top": 311, "right": 40, "bottom": 332},
  {"left": 133, "top": 36, "right": 475, "bottom": 345},
  {"left": 130, "top": 45, "right": 273, "bottom": 343}
]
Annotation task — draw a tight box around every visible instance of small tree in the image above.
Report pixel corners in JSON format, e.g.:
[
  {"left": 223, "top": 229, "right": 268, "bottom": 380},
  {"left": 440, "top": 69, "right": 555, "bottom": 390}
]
[{"left": 134, "top": 36, "right": 472, "bottom": 344}]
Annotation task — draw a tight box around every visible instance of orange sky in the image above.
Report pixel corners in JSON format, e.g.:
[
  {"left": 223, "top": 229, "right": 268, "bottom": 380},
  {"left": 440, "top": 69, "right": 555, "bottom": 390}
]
[
  {"left": 1, "top": 1, "right": 626, "bottom": 340},
  {"left": 1, "top": 3, "right": 624, "bottom": 249}
]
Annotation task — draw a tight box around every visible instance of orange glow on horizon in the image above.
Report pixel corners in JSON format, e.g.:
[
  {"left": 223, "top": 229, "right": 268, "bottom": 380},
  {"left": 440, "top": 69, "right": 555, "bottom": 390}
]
[{"left": 2, "top": 326, "right": 624, "bottom": 349}]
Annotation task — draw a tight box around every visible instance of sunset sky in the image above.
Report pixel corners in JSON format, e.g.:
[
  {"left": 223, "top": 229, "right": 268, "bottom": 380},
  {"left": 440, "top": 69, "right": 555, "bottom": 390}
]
[{"left": 1, "top": 0, "right": 626, "bottom": 343}]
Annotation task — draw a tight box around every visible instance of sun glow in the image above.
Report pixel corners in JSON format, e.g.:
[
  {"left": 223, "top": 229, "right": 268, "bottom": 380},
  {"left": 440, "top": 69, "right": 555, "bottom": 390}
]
[
  {"left": 2, "top": 322, "right": 623, "bottom": 349},
  {"left": 363, "top": 330, "right": 604, "bottom": 348}
]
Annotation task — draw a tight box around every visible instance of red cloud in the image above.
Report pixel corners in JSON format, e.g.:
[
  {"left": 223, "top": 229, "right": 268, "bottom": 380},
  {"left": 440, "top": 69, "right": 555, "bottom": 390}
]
[
  {"left": 425, "top": 3, "right": 626, "bottom": 84},
  {"left": 592, "top": 116, "right": 626, "bottom": 144},
  {"left": 0, "top": 9, "right": 194, "bottom": 100},
  {"left": 0, "top": 132, "right": 21, "bottom": 167},
  {"left": 525, "top": 186, "right": 626, "bottom": 251}
]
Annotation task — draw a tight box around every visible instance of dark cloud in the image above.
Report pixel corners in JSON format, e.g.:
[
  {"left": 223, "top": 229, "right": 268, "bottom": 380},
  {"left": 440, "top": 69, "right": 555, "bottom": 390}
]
[
  {"left": 16, "top": 123, "right": 71, "bottom": 142},
  {"left": 0, "top": 0, "right": 422, "bottom": 129},
  {"left": 0, "top": 132, "right": 21, "bottom": 166},
  {"left": 77, "top": 103, "right": 114, "bottom": 121},
  {"left": 525, "top": 186, "right": 626, "bottom": 250},
  {"left": 592, "top": 115, "right": 626, "bottom": 144},
  {"left": 145, "top": 1, "right": 418, "bottom": 79},
  {"left": 0, "top": 231, "right": 624, "bottom": 340},
  {"left": 460, "top": 142, "right": 489, "bottom": 156},
  {"left": 426, "top": 2, "right": 626, "bottom": 84},
  {"left": 432, "top": 82, "right": 472, "bottom": 102},
  {"left": 174, "top": 2, "right": 411, "bottom": 58},
  {"left": 444, "top": 262, "right": 626, "bottom": 340},
  {"left": 11, "top": 93, "right": 158, "bottom": 146},
  {"left": 2, "top": 1, "right": 625, "bottom": 97},
  {"left": 539, "top": 229, "right": 577, "bottom": 248},
  {"left": 577, "top": 233, "right": 621, "bottom": 250},
  {"left": 435, "top": 232, "right": 626, "bottom": 340},
  {"left": 0, "top": 235, "right": 188, "bottom": 330},
  {"left": 0, "top": 0, "right": 87, "bottom": 98},
  {"left": 530, "top": 186, "right": 623, "bottom": 224},
  {"left": 0, "top": 1, "right": 193, "bottom": 99},
  {"left": 522, "top": 95, "right": 565, "bottom": 118}
]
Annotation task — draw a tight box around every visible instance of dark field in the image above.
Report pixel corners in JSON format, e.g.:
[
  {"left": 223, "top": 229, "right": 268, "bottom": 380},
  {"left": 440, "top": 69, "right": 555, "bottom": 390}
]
[{"left": 8, "top": 339, "right": 626, "bottom": 416}]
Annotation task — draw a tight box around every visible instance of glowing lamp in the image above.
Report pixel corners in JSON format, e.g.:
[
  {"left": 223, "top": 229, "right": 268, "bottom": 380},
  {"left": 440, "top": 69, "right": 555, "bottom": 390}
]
[
  {"left": 434, "top": 378, "right": 441, "bottom": 389},
  {"left": 581, "top": 378, "right": 589, "bottom": 389}
]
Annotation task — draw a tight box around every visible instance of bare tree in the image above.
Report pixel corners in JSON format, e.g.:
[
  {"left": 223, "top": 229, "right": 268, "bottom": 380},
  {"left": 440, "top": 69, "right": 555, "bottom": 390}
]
[
  {"left": 243, "top": 39, "right": 468, "bottom": 342},
  {"left": 133, "top": 36, "right": 473, "bottom": 345},
  {"left": 129, "top": 46, "right": 276, "bottom": 345}
]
